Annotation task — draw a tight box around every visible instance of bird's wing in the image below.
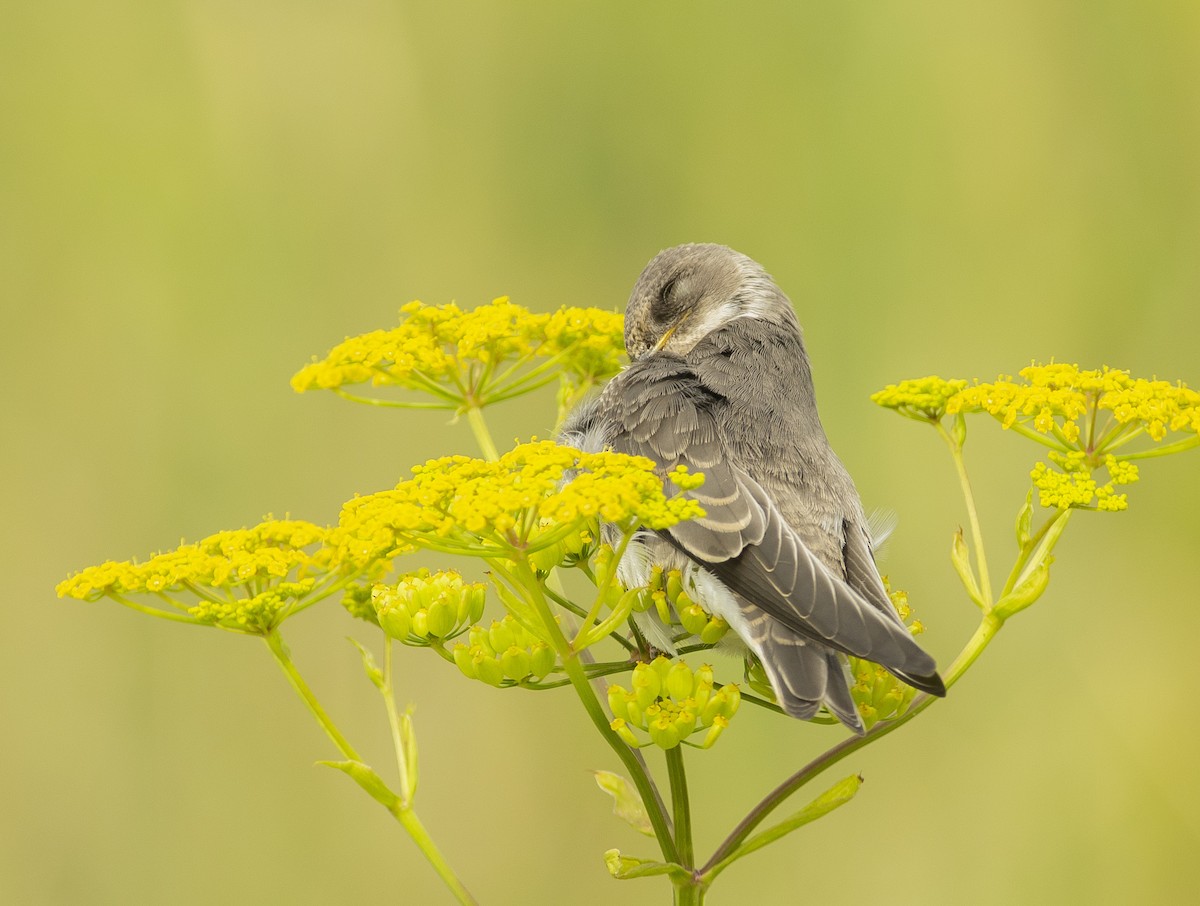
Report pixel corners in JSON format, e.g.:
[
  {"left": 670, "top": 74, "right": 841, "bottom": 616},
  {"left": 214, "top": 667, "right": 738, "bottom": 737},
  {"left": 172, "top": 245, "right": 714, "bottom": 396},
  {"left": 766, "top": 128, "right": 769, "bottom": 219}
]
[{"left": 598, "top": 358, "right": 944, "bottom": 693}]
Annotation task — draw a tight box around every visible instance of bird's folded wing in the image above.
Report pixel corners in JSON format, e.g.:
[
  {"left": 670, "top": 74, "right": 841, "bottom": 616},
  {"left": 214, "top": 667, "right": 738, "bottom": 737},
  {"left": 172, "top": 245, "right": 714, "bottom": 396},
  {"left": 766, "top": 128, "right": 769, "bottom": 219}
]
[{"left": 599, "top": 360, "right": 942, "bottom": 682}]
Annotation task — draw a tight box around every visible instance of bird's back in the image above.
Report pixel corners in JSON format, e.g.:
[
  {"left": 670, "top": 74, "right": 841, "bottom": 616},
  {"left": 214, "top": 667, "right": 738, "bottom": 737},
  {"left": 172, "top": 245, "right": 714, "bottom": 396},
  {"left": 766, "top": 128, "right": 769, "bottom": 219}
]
[{"left": 685, "top": 318, "right": 864, "bottom": 576}]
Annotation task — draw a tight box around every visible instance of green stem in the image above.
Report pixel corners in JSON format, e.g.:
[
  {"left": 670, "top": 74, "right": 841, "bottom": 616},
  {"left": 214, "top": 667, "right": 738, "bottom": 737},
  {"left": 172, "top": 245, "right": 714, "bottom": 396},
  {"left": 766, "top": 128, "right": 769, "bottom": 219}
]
[
  {"left": 383, "top": 641, "right": 413, "bottom": 807},
  {"left": 1115, "top": 434, "right": 1200, "bottom": 460},
  {"left": 666, "top": 747, "right": 694, "bottom": 867},
  {"left": 702, "top": 611, "right": 1002, "bottom": 875},
  {"left": 263, "top": 630, "right": 361, "bottom": 760},
  {"left": 465, "top": 405, "right": 500, "bottom": 460},
  {"left": 508, "top": 559, "right": 679, "bottom": 864},
  {"left": 937, "top": 423, "right": 993, "bottom": 607},
  {"left": 392, "top": 808, "right": 479, "bottom": 906},
  {"left": 331, "top": 388, "right": 456, "bottom": 410}
]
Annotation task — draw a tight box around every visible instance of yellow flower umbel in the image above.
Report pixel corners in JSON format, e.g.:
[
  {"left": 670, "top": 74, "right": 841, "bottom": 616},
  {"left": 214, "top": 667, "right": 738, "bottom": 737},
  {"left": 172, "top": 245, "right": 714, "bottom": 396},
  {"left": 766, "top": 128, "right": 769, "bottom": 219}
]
[
  {"left": 334, "top": 440, "right": 705, "bottom": 565},
  {"left": 876, "top": 363, "right": 1199, "bottom": 512},
  {"left": 607, "top": 657, "right": 741, "bottom": 750},
  {"left": 870, "top": 376, "right": 968, "bottom": 423},
  {"left": 56, "top": 519, "right": 372, "bottom": 634},
  {"left": 291, "top": 297, "right": 625, "bottom": 422}
]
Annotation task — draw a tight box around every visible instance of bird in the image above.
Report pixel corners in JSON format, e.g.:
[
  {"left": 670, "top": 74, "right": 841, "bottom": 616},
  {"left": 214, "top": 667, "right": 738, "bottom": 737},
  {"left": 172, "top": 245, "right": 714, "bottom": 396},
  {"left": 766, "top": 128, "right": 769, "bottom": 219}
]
[{"left": 561, "top": 243, "right": 946, "bottom": 734}]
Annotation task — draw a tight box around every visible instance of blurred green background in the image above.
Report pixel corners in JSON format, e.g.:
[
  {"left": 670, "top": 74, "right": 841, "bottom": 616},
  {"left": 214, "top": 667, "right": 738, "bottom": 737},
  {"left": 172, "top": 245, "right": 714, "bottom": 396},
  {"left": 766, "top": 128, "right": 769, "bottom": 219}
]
[{"left": 4, "top": 2, "right": 1199, "bottom": 903}]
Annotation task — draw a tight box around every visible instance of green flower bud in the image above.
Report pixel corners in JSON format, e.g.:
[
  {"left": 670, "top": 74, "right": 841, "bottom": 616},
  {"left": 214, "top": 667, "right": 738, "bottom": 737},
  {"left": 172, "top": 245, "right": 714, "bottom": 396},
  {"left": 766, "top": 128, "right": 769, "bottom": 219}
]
[
  {"left": 500, "top": 645, "right": 532, "bottom": 681},
  {"left": 425, "top": 598, "right": 457, "bottom": 637},
  {"left": 699, "top": 616, "right": 729, "bottom": 645},
  {"left": 376, "top": 601, "right": 413, "bottom": 641},
  {"left": 647, "top": 565, "right": 664, "bottom": 594},
  {"left": 488, "top": 618, "right": 517, "bottom": 653},
  {"left": 452, "top": 643, "right": 477, "bottom": 679},
  {"left": 678, "top": 603, "right": 709, "bottom": 636},
  {"left": 647, "top": 714, "right": 682, "bottom": 749},
  {"left": 700, "top": 715, "right": 729, "bottom": 749},
  {"left": 650, "top": 655, "right": 674, "bottom": 685},
  {"left": 473, "top": 649, "right": 505, "bottom": 687},
  {"left": 665, "top": 571, "right": 684, "bottom": 607},
  {"left": 529, "top": 642, "right": 555, "bottom": 679},
  {"left": 608, "top": 685, "right": 631, "bottom": 723},
  {"left": 672, "top": 707, "right": 697, "bottom": 740},
  {"left": 465, "top": 585, "right": 487, "bottom": 624},
  {"left": 702, "top": 684, "right": 740, "bottom": 724},
  {"left": 611, "top": 718, "right": 640, "bottom": 748},
  {"left": 666, "top": 662, "right": 695, "bottom": 701},
  {"left": 632, "top": 663, "right": 662, "bottom": 710},
  {"left": 410, "top": 609, "right": 429, "bottom": 638},
  {"left": 651, "top": 590, "right": 672, "bottom": 624}
]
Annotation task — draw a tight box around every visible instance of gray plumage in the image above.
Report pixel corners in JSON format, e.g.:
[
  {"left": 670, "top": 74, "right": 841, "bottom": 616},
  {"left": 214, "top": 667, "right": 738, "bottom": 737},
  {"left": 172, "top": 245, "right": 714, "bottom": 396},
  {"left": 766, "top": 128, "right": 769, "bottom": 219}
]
[{"left": 564, "top": 243, "right": 945, "bottom": 734}]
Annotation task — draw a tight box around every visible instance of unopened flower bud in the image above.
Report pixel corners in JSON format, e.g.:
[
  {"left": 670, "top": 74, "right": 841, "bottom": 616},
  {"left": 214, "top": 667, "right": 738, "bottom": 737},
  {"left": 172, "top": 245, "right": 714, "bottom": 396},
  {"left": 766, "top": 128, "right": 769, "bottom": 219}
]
[
  {"left": 665, "top": 571, "right": 684, "bottom": 607},
  {"left": 452, "top": 643, "right": 476, "bottom": 679},
  {"left": 611, "top": 718, "right": 640, "bottom": 747},
  {"left": 529, "top": 642, "right": 555, "bottom": 679},
  {"left": 678, "top": 603, "right": 709, "bottom": 636},
  {"left": 699, "top": 616, "right": 729, "bottom": 645},
  {"left": 647, "top": 714, "right": 681, "bottom": 750},
  {"left": 425, "top": 598, "right": 457, "bottom": 637},
  {"left": 632, "top": 663, "right": 662, "bottom": 710},
  {"left": 500, "top": 645, "right": 532, "bottom": 681},
  {"left": 473, "top": 649, "right": 505, "bottom": 687},
  {"left": 488, "top": 619, "right": 517, "bottom": 653},
  {"left": 666, "top": 662, "right": 694, "bottom": 701}
]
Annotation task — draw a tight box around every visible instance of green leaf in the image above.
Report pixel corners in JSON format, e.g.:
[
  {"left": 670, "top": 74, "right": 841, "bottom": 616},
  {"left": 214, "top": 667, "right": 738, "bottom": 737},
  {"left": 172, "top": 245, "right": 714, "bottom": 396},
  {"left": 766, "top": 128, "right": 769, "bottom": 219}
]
[
  {"left": 704, "top": 774, "right": 863, "bottom": 883},
  {"left": 993, "top": 555, "right": 1053, "bottom": 621},
  {"left": 950, "top": 528, "right": 985, "bottom": 609},
  {"left": 603, "top": 849, "right": 689, "bottom": 881},
  {"left": 592, "top": 770, "right": 655, "bottom": 837},
  {"left": 348, "top": 637, "right": 385, "bottom": 691},
  {"left": 1014, "top": 489, "right": 1034, "bottom": 551},
  {"left": 318, "top": 759, "right": 401, "bottom": 813}
]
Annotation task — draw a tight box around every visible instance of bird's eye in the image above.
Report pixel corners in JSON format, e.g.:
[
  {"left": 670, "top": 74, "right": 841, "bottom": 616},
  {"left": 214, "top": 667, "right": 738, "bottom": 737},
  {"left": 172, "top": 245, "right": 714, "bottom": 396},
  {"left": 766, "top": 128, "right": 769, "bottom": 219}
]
[{"left": 652, "top": 274, "right": 683, "bottom": 321}]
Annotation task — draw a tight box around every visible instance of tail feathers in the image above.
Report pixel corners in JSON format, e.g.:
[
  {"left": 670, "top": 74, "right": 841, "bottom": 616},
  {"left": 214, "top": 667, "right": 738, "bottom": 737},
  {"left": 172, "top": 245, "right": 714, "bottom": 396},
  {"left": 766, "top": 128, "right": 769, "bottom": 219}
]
[{"left": 757, "top": 627, "right": 865, "bottom": 735}]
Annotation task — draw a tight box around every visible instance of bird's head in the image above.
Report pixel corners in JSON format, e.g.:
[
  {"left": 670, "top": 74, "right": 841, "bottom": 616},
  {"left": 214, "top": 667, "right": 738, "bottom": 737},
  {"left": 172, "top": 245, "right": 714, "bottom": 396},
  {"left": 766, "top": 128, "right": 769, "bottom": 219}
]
[{"left": 623, "top": 243, "right": 800, "bottom": 360}]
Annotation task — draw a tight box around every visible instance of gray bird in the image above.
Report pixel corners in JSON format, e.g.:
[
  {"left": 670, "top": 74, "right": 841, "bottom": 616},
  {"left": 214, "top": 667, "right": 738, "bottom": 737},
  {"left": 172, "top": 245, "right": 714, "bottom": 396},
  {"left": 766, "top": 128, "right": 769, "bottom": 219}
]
[{"left": 563, "top": 243, "right": 945, "bottom": 734}]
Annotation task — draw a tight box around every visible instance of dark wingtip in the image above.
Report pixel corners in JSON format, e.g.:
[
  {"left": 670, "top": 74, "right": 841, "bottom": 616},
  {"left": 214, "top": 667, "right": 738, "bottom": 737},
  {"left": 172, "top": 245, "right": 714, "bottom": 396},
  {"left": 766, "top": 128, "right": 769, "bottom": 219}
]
[{"left": 907, "top": 671, "right": 947, "bottom": 698}]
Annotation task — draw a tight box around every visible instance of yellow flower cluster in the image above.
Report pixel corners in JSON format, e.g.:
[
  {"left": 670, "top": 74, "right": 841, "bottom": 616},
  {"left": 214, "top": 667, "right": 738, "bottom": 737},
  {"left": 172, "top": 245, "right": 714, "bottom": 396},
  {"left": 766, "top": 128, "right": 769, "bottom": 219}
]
[
  {"left": 947, "top": 363, "right": 1199, "bottom": 444},
  {"left": 1031, "top": 453, "right": 1139, "bottom": 512},
  {"left": 334, "top": 441, "right": 705, "bottom": 564},
  {"left": 291, "top": 297, "right": 625, "bottom": 406},
  {"left": 608, "top": 656, "right": 741, "bottom": 750},
  {"left": 542, "top": 306, "right": 627, "bottom": 383},
  {"left": 56, "top": 520, "right": 350, "bottom": 633},
  {"left": 870, "top": 376, "right": 968, "bottom": 422}
]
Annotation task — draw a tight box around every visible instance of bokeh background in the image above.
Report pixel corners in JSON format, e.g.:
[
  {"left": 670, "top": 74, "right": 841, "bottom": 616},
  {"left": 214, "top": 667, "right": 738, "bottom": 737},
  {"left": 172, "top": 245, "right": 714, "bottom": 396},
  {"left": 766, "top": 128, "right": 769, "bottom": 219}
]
[{"left": 4, "top": 2, "right": 1199, "bottom": 904}]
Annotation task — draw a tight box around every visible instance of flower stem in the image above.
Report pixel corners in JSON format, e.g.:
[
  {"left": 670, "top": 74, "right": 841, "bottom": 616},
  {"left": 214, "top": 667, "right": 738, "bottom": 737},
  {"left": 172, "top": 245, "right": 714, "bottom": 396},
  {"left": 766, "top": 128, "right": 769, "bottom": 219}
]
[
  {"left": 666, "top": 747, "right": 694, "bottom": 867},
  {"left": 266, "top": 632, "right": 477, "bottom": 904},
  {"left": 508, "top": 559, "right": 680, "bottom": 864},
  {"left": 937, "top": 422, "right": 993, "bottom": 607},
  {"left": 264, "top": 630, "right": 361, "bottom": 759},
  {"left": 465, "top": 405, "right": 500, "bottom": 460},
  {"left": 391, "top": 808, "right": 479, "bottom": 906},
  {"left": 702, "top": 609, "right": 1002, "bottom": 874}
]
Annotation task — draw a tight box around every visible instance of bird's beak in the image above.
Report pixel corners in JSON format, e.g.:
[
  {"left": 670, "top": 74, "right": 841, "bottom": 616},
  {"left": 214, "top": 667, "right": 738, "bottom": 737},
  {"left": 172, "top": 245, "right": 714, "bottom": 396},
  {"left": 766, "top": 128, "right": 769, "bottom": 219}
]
[{"left": 654, "top": 311, "right": 691, "bottom": 352}]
